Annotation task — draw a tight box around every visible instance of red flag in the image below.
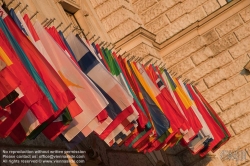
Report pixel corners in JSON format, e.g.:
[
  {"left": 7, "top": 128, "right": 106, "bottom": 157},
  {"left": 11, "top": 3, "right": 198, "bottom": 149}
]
[
  {"left": 0, "top": 97, "right": 29, "bottom": 137},
  {"left": 0, "top": 28, "right": 54, "bottom": 133},
  {"left": 187, "top": 85, "right": 225, "bottom": 157},
  {"left": 3, "top": 13, "right": 75, "bottom": 117},
  {"left": 21, "top": 16, "right": 82, "bottom": 140}
]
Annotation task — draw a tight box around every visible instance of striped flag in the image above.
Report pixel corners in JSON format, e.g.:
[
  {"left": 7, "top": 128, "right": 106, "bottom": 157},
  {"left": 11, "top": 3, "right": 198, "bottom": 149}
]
[
  {"left": 10, "top": 12, "right": 75, "bottom": 141},
  {"left": 178, "top": 80, "right": 213, "bottom": 154},
  {"left": 0, "top": 27, "right": 54, "bottom": 142},
  {"left": 191, "top": 86, "right": 230, "bottom": 156},
  {"left": 45, "top": 27, "right": 109, "bottom": 137},
  {"left": 0, "top": 6, "right": 76, "bottom": 141},
  {"left": 99, "top": 50, "right": 142, "bottom": 145},
  {"left": 161, "top": 70, "right": 196, "bottom": 143},
  {"left": 66, "top": 33, "right": 138, "bottom": 144},
  {"left": 32, "top": 21, "right": 108, "bottom": 141},
  {"left": 1, "top": 10, "right": 75, "bottom": 115}
]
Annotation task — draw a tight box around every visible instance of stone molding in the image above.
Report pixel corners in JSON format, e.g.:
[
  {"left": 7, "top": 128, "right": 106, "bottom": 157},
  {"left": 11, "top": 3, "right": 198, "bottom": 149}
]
[
  {"left": 58, "top": 0, "right": 80, "bottom": 13},
  {"left": 114, "top": 0, "right": 246, "bottom": 58},
  {"left": 127, "top": 42, "right": 159, "bottom": 59}
]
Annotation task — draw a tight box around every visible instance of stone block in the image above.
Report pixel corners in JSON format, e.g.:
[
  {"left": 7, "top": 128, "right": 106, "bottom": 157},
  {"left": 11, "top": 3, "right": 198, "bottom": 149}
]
[
  {"left": 245, "top": 74, "right": 250, "bottom": 82},
  {"left": 229, "top": 36, "right": 250, "bottom": 58},
  {"left": 102, "top": 7, "right": 141, "bottom": 32},
  {"left": 191, "top": 46, "right": 214, "bottom": 65},
  {"left": 202, "top": 29, "right": 220, "bottom": 45},
  {"left": 202, "top": 0, "right": 220, "bottom": 15},
  {"left": 163, "top": 36, "right": 205, "bottom": 67},
  {"left": 217, "top": 0, "right": 227, "bottom": 6},
  {"left": 145, "top": 14, "right": 169, "bottom": 33},
  {"left": 239, "top": 5, "right": 250, "bottom": 22},
  {"left": 184, "top": 51, "right": 232, "bottom": 81},
  {"left": 89, "top": 0, "right": 107, "bottom": 8},
  {"left": 181, "top": 0, "right": 205, "bottom": 13},
  {"left": 231, "top": 114, "right": 250, "bottom": 134},
  {"left": 140, "top": 0, "right": 176, "bottom": 24},
  {"left": 156, "top": 14, "right": 192, "bottom": 42},
  {"left": 108, "top": 19, "right": 140, "bottom": 42},
  {"left": 202, "top": 74, "right": 244, "bottom": 103},
  {"left": 208, "top": 33, "right": 238, "bottom": 56},
  {"left": 210, "top": 101, "right": 222, "bottom": 114},
  {"left": 228, "top": 74, "right": 247, "bottom": 90},
  {"left": 234, "top": 22, "right": 250, "bottom": 41},
  {"left": 222, "top": 153, "right": 249, "bottom": 166},
  {"left": 133, "top": 0, "right": 157, "bottom": 14},
  {"left": 244, "top": 144, "right": 250, "bottom": 156},
  {"left": 220, "top": 96, "right": 250, "bottom": 124},
  {"left": 215, "top": 14, "right": 243, "bottom": 37},
  {"left": 128, "top": 43, "right": 159, "bottom": 58},
  {"left": 216, "top": 128, "right": 250, "bottom": 159},
  {"left": 95, "top": 0, "right": 133, "bottom": 19},
  {"left": 226, "top": 124, "right": 235, "bottom": 137},
  {"left": 89, "top": 0, "right": 98, "bottom": 8},
  {"left": 195, "top": 79, "right": 208, "bottom": 92},
  {"left": 166, "top": 3, "right": 185, "bottom": 22},
  {"left": 188, "top": 6, "right": 207, "bottom": 24},
  {"left": 131, "top": 0, "right": 139, "bottom": 3},
  {"left": 204, "top": 54, "right": 249, "bottom": 88},
  {"left": 169, "top": 57, "right": 195, "bottom": 75},
  {"left": 217, "top": 80, "right": 250, "bottom": 111}
]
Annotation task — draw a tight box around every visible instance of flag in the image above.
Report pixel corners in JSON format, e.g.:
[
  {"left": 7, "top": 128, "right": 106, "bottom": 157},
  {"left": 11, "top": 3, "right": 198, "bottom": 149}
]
[
  {"left": 0, "top": 27, "right": 54, "bottom": 141},
  {"left": 126, "top": 62, "right": 170, "bottom": 151},
  {"left": 33, "top": 21, "right": 108, "bottom": 141},
  {"left": 17, "top": 21, "right": 77, "bottom": 140},
  {"left": 9, "top": 9, "right": 28, "bottom": 36},
  {"left": 143, "top": 65, "right": 188, "bottom": 152},
  {"left": 93, "top": 44, "right": 110, "bottom": 70},
  {"left": 46, "top": 27, "right": 79, "bottom": 66},
  {"left": 2, "top": 12, "right": 74, "bottom": 114},
  {"left": 88, "top": 80, "right": 137, "bottom": 144},
  {"left": 147, "top": 65, "right": 187, "bottom": 131},
  {"left": 45, "top": 27, "right": 109, "bottom": 136},
  {"left": 0, "top": 8, "right": 75, "bottom": 129},
  {"left": 58, "top": 31, "right": 77, "bottom": 61},
  {"left": 66, "top": 33, "right": 138, "bottom": 144},
  {"left": 161, "top": 70, "right": 196, "bottom": 143},
  {"left": 0, "top": 96, "right": 29, "bottom": 138},
  {"left": 100, "top": 50, "right": 144, "bottom": 145},
  {"left": 115, "top": 55, "right": 150, "bottom": 130},
  {"left": 119, "top": 58, "right": 154, "bottom": 148},
  {"left": 8, "top": 11, "right": 74, "bottom": 140},
  {"left": 193, "top": 86, "right": 231, "bottom": 154},
  {"left": 186, "top": 85, "right": 225, "bottom": 157},
  {"left": 89, "top": 47, "right": 139, "bottom": 145},
  {"left": 177, "top": 80, "right": 213, "bottom": 154},
  {"left": 130, "top": 62, "right": 170, "bottom": 138}
]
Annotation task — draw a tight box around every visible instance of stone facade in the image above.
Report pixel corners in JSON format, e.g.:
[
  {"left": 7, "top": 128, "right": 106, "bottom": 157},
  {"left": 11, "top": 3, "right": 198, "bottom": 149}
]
[
  {"left": 89, "top": 0, "right": 250, "bottom": 165},
  {"left": 1, "top": 0, "right": 250, "bottom": 165}
]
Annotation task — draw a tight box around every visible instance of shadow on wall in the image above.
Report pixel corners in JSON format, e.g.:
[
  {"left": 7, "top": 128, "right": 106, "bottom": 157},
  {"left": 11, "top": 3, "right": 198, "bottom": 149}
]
[{"left": 240, "top": 68, "right": 250, "bottom": 76}]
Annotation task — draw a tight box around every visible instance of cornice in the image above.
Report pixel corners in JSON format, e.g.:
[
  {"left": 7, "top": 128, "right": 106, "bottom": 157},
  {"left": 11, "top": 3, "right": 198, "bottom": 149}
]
[
  {"left": 114, "top": 0, "right": 245, "bottom": 53},
  {"left": 114, "top": 27, "right": 156, "bottom": 48}
]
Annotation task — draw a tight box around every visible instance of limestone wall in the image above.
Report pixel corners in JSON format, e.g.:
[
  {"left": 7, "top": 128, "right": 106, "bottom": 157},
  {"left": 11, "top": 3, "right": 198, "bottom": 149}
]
[
  {"left": 88, "top": 0, "right": 250, "bottom": 165},
  {"left": 161, "top": 1, "right": 250, "bottom": 166},
  {"left": 1, "top": 0, "right": 250, "bottom": 165}
]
